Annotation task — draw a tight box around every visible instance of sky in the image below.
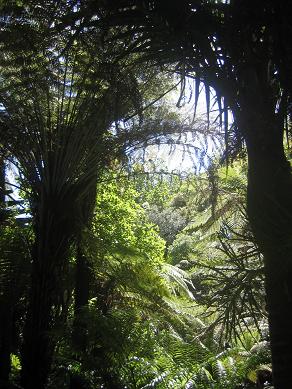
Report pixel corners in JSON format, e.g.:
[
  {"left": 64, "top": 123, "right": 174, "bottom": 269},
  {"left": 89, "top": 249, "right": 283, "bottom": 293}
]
[{"left": 142, "top": 78, "right": 223, "bottom": 174}]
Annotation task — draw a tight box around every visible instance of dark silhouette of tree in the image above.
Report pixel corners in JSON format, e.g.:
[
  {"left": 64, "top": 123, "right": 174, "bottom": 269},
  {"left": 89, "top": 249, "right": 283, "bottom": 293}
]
[
  {"left": 0, "top": 157, "right": 11, "bottom": 385},
  {"left": 0, "top": 2, "right": 186, "bottom": 387},
  {"left": 0, "top": 2, "right": 141, "bottom": 387}
]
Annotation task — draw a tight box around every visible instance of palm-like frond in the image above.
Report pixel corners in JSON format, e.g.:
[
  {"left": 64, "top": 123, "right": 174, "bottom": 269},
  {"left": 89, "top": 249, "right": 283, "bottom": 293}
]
[{"left": 165, "top": 162, "right": 266, "bottom": 343}]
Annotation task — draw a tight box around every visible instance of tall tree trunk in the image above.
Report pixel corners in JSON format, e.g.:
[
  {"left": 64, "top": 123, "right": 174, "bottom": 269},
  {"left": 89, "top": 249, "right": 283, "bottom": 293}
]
[
  {"left": 0, "top": 304, "right": 12, "bottom": 385},
  {"left": 0, "top": 156, "right": 12, "bottom": 385},
  {"left": 0, "top": 156, "right": 5, "bottom": 211},
  {"left": 243, "top": 108, "right": 292, "bottom": 388},
  {"left": 72, "top": 246, "right": 91, "bottom": 352},
  {"left": 20, "top": 201, "right": 73, "bottom": 389},
  {"left": 20, "top": 260, "right": 55, "bottom": 388},
  {"left": 72, "top": 179, "right": 97, "bottom": 353}
]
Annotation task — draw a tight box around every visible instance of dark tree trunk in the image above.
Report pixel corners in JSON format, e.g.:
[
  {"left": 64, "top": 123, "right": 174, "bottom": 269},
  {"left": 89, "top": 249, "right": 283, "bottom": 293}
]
[
  {"left": 20, "top": 167, "right": 97, "bottom": 387},
  {"left": 247, "top": 150, "right": 292, "bottom": 388},
  {"left": 0, "top": 156, "right": 5, "bottom": 209},
  {"left": 0, "top": 302, "right": 12, "bottom": 385},
  {"left": 0, "top": 157, "right": 12, "bottom": 385},
  {"left": 72, "top": 246, "right": 91, "bottom": 352},
  {"left": 223, "top": 44, "right": 292, "bottom": 385},
  {"left": 72, "top": 180, "right": 96, "bottom": 353},
  {"left": 20, "top": 262, "right": 55, "bottom": 388},
  {"left": 20, "top": 201, "right": 73, "bottom": 389},
  {"left": 242, "top": 106, "right": 292, "bottom": 388}
]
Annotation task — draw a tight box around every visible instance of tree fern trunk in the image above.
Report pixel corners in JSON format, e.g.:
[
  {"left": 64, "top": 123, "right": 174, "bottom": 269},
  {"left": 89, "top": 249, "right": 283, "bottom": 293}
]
[
  {"left": 72, "top": 246, "right": 91, "bottom": 352},
  {"left": 20, "top": 202, "right": 72, "bottom": 389},
  {"left": 245, "top": 118, "right": 292, "bottom": 388},
  {"left": 72, "top": 180, "right": 96, "bottom": 352},
  {"left": 20, "top": 262, "right": 54, "bottom": 388},
  {"left": 0, "top": 156, "right": 5, "bottom": 206},
  {"left": 0, "top": 303, "right": 12, "bottom": 384},
  {"left": 0, "top": 156, "right": 12, "bottom": 384}
]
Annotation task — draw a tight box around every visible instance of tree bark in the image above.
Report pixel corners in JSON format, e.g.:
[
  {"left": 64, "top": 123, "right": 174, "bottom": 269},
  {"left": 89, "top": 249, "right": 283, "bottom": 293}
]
[
  {"left": 72, "top": 246, "right": 91, "bottom": 352},
  {"left": 247, "top": 151, "right": 292, "bottom": 388},
  {"left": 0, "top": 301, "right": 12, "bottom": 385},
  {"left": 0, "top": 156, "right": 5, "bottom": 211},
  {"left": 20, "top": 263, "right": 55, "bottom": 388},
  {"left": 0, "top": 157, "right": 12, "bottom": 385},
  {"left": 20, "top": 200, "right": 73, "bottom": 389},
  {"left": 72, "top": 179, "right": 96, "bottom": 353},
  {"left": 243, "top": 111, "right": 292, "bottom": 388}
]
